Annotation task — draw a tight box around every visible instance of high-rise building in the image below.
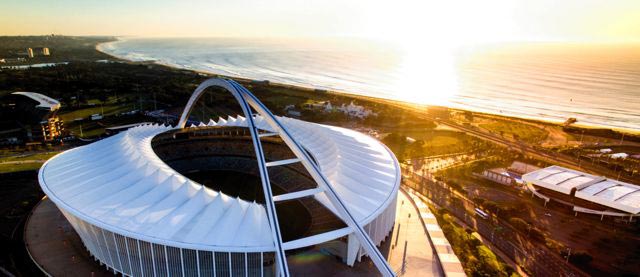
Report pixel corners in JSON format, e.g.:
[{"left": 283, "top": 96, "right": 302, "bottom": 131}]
[
  {"left": 0, "top": 92, "right": 64, "bottom": 144},
  {"left": 40, "top": 116, "right": 64, "bottom": 141},
  {"left": 27, "top": 48, "right": 34, "bottom": 58}
]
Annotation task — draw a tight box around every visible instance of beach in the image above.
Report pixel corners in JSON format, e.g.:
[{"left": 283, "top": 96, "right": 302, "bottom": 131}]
[{"left": 97, "top": 38, "right": 639, "bottom": 132}]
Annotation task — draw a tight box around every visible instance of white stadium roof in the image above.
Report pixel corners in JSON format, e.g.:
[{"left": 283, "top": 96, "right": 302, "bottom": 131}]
[
  {"left": 12, "top": 91, "right": 61, "bottom": 111},
  {"left": 39, "top": 115, "right": 400, "bottom": 252},
  {"left": 522, "top": 165, "right": 640, "bottom": 214},
  {"left": 39, "top": 78, "right": 399, "bottom": 276}
]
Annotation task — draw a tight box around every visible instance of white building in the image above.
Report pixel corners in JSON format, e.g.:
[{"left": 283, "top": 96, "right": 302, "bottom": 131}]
[
  {"left": 337, "top": 101, "right": 377, "bottom": 119},
  {"left": 12, "top": 91, "right": 61, "bottom": 111},
  {"left": 523, "top": 165, "right": 640, "bottom": 216}
]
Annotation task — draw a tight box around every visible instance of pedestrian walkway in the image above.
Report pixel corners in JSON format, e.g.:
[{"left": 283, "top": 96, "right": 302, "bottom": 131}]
[
  {"left": 26, "top": 193, "right": 451, "bottom": 276},
  {"left": 404, "top": 188, "right": 466, "bottom": 277},
  {"left": 24, "top": 197, "right": 112, "bottom": 276},
  {"left": 385, "top": 190, "right": 444, "bottom": 276},
  {"left": 289, "top": 190, "right": 447, "bottom": 276}
]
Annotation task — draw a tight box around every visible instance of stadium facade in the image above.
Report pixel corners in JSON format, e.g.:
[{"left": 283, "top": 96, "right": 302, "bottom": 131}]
[
  {"left": 523, "top": 165, "right": 640, "bottom": 218},
  {"left": 38, "top": 79, "right": 401, "bottom": 276}
]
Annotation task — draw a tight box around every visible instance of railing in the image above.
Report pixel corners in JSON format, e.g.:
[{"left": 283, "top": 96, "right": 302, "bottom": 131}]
[{"left": 399, "top": 188, "right": 447, "bottom": 277}]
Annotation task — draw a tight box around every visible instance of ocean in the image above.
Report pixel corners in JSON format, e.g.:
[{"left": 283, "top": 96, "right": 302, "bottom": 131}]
[{"left": 99, "top": 38, "right": 640, "bottom": 131}]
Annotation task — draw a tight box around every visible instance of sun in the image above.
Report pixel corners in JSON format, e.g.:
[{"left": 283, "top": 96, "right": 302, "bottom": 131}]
[
  {"left": 356, "top": 1, "right": 523, "bottom": 105},
  {"left": 391, "top": 40, "right": 459, "bottom": 106}
]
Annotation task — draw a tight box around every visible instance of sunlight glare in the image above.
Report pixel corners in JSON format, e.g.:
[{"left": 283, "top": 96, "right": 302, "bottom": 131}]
[
  {"left": 360, "top": 1, "right": 520, "bottom": 105},
  {"left": 393, "top": 42, "right": 458, "bottom": 106}
]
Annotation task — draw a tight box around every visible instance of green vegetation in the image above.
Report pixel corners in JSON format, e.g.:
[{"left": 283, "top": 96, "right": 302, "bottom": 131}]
[
  {"left": 0, "top": 152, "right": 58, "bottom": 163},
  {"left": 438, "top": 156, "right": 505, "bottom": 179},
  {"left": 0, "top": 151, "right": 60, "bottom": 173},
  {"left": 480, "top": 121, "right": 548, "bottom": 143},
  {"left": 563, "top": 125, "right": 640, "bottom": 143},
  {"left": 507, "top": 217, "right": 545, "bottom": 242},
  {"left": 558, "top": 145, "right": 640, "bottom": 180},
  {"left": 472, "top": 198, "right": 528, "bottom": 221},
  {"left": 432, "top": 208, "right": 518, "bottom": 277},
  {"left": 382, "top": 131, "right": 490, "bottom": 160},
  {"left": 0, "top": 35, "right": 115, "bottom": 64},
  {"left": 58, "top": 103, "right": 135, "bottom": 122},
  {"left": 0, "top": 62, "right": 203, "bottom": 107},
  {"left": 0, "top": 162, "right": 42, "bottom": 173}
]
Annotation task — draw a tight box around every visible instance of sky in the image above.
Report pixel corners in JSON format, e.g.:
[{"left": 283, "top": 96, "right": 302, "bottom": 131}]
[{"left": 1, "top": 0, "right": 640, "bottom": 44}]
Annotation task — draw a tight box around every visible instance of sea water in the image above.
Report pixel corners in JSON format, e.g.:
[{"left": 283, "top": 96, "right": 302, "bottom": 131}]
[{"left": 99, "top": 38, "right": 640, "bottom": 131}]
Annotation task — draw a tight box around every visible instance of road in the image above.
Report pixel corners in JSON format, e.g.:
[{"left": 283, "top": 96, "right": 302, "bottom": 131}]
[
  {"left": 367, "top": 98, "right": 637, "bottom": 183},
  {"left": 435, "top": 119, "right": 637, "bottom": 183},
  {"left": 402, "top": 166, "right": 589, "bottom": 277}
]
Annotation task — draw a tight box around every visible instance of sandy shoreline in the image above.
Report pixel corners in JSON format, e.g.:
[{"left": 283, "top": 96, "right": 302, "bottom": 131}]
[{"left": 95, "top": 40, "right": 638, "bottom": 135}]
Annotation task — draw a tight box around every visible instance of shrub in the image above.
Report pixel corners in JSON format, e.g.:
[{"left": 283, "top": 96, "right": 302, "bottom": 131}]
[
  {"left": 509, "top": 217, "right": 546, "bottom": 242},
  {"left": 569, "top": 251, "right": 592, "bottom": 267},
  {"left": 509, "top": 217, "right": 529, "bottom": 232},
  {"left": 434, "top": 209, "right": 517, "bottom": 277},
  {"left": 475, "top": 245, "right": 505, "bottom": 276}
]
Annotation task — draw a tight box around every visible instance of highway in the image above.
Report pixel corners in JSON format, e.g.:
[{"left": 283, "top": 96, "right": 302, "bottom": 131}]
[
  {"left": 435, "top": 119, "right": 637, "bottom": 183},
  {"left": 367, "top": 99, "right": 636, "bottom": 183}
]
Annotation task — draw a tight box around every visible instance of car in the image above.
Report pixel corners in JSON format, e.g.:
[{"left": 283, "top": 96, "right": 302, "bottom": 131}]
[{"left": 475, "top": 208, "right": 489, "bottom": 219}]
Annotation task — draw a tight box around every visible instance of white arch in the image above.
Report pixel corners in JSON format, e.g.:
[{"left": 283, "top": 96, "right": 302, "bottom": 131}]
[
  {"left": 177, "top": 78, "right": 289, "bottom": 276},
  {"left": 177, "top": 78, "right": 396, "bottom": 277}
]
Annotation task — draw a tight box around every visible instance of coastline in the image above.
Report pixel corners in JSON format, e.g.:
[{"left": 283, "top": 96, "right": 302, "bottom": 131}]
[{"left": 95, "top": 40, "right": 639, "bottom": 135}]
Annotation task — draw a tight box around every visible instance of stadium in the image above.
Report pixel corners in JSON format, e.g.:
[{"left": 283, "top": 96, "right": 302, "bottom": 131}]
[
  {"left": 37, "top": 79, "right": 401, "bottom": 276},
  {"left": 523, "top": 165, "right": 640, "bottom": 219}
]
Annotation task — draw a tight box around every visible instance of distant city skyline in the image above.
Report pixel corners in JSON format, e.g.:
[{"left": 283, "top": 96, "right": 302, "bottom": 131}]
[{"left": 2, "top": 0, "right": 640, "bottom": 45}]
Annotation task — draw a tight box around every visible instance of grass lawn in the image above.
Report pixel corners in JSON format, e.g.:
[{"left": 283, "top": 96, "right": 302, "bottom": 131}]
[
  {"left": 59, "top": 103, "right": 137, "bottom": 138},
  {"left": 382, "top": 129, "right": 485, "bottom": 159},
  {"left": 385, "top": 128, "right": 457, "bottom": 141},
  {"left": 58, "top": 103, "right": 135, "bottom": 122},
  {"left": 0, "top": 162, "right": 43, "bottom": 173},
  {"left": 480, "top": 121, "right": 548, "bottom": 143},
  {"left": 0, "top": 151, "right": 60, "bottom": 173},
  {"left": 424, "top": 135, "right": 460, "bottom": 147},
  {"left": 0, "top": 152, "right": 59, "bottom": 163},
  {"left": 66, "top": 125, "right": 105, "bottom": 138}
]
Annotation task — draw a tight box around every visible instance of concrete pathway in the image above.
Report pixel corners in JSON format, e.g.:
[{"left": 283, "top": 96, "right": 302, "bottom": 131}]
[
  {"left": 25, "top": 193, "right": 449, "bottom": 276},
  {"left": 24, "top": 197, "right": 112, "bottom": 277},
  {"left": 404, "top": 188, "right": 466, "bottom": 277},
  {"left": 288, "top": 190, "right": 446, "bottom": 276},
  {"left": 384, "top": 190, "right": 444, "bottom": 276}
]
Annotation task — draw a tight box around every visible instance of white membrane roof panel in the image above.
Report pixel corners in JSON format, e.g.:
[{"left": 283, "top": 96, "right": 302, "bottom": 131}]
[
  {"left": 595, "top": 185, "right": 637, "bottom": 200},
  {"left": 530, "top": 168, "right": 564, "bottom": 180},
  {"left": 542, "top": 172, "right": 580, "bottom": 186},
  {"left": 579, "top": 180, "right": 617, "bottom": 195},
  {"left": 525, "top": 166, "right": 640, "bottom": 214},
  {"left": 617, "top": 192, "right": 640, "bottom": 209},
  {"left": 39, "top": 116, "right": 401, "bottom": 251},
  {"left": 558, "top": 176, "right": 594, "bottom": 190}
]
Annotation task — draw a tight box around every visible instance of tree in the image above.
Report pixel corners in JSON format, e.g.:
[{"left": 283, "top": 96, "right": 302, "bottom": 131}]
[
  {"left": 568, "top": 251, "right": 592, "bottom": 267},
  {"left": 475, "top": 245, "right": 506, "bottom": 276}
]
